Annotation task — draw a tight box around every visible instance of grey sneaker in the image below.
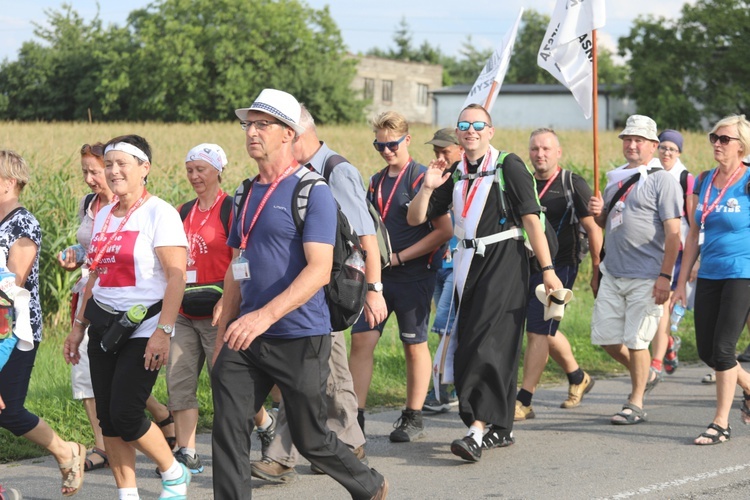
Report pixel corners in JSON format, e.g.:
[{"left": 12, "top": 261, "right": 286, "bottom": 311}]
[
  {"left": 389, "top": 409, "right": 426, "bottom": 442},
  {"left": 251, "top": 456, "right": 297, "bottom": 483},
  {"left": 175, "top": 449, "right": 204, "bottom": 474},
  {"left": 256, "top": 410, "right": 277, "bottom": 455},
  {"left": 422, "top": 388, "right": 450, "bottom": 413}
]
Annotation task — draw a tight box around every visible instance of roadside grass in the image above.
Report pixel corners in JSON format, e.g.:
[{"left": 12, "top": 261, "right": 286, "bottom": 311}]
[{"left": 0, "top": 121, "right": 730, "bottom": 461}]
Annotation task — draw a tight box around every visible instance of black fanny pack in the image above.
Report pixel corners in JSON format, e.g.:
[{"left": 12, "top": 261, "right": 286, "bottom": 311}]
[
  {"left": 181, "top": 282, "right": 223, "bottom": 318},
  {"left": 84, "top": 298, "right": 163, "bottom": 353}
]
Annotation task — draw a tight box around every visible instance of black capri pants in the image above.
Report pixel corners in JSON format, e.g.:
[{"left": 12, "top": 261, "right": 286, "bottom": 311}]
[
  {"left": 87, "top": 329, "right": 158, "bottom": 441},
  {"left": 694, "top": 278, "right": 750, "bottom": 372}
]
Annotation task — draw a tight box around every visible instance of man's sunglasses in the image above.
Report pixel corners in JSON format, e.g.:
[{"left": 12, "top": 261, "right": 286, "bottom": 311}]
[
  {"left": 457, "top": 121, "right": 489, "bottom": 132},
  {"left": 373, "top": 134, "right": 407, "bottom": 152},
  {"left": 709, "top": 133, "right": 741, "bottom": 145},
  {"left": 81, "top": 144, "right": 104, "bottom": 157}
]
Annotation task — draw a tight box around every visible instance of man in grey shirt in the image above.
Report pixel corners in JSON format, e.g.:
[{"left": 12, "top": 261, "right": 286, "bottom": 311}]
[
  {"left": 250, "top": 105, "right": 386, "bottom": 482},
  {"left": 587, "top": 114, "right": 682, "bottom": 426}
]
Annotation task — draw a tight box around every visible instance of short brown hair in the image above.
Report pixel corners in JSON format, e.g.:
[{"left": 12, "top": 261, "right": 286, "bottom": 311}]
[
  {"left": 372, "top": 111, "right": 409, "bottom": 136},
  {"left": 459, "top": 104, "right": 492, "bottom": 126},
  {"left": 0, "top": 150, "right": 30, "bottom": 192}
]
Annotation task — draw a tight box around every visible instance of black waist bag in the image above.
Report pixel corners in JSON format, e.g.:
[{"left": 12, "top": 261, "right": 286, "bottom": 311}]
[
  {"left": 181, "top": 282, "right": 223, "bottom": 318},
  {"left": 84, "top": 298, "right": 163, "bottom": 353}
]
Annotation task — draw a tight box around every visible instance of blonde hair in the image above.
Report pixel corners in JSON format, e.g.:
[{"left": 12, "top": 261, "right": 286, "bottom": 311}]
[
  {"left": 372, "top": 111, "right": 409, "bottom": 136},
  {"left": 0, "top": 150, "right": 30, "bottom": 192},
  {"left": 710, "top": 114, "right": 750, "bottom": 155}
]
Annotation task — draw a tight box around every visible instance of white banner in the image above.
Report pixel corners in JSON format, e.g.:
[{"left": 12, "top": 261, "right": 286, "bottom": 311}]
[
  {"left": 537, "top": 0, "right": 606, "bottom": 119},
  {"left": 462, "top": 8, "right": 524, "bottom": 112}
]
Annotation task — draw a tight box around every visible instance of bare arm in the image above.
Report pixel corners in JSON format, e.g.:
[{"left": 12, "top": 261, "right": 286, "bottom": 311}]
[
  {"left": 360, "top": 234, "right": 386, "bottom": 328},
  {"left": 654, "top": 218, "right": 681, "bottom": 305},
  {"left": 64, "top": 271, "right": 97, "bottom": 365},
  {"left": 587, "top": 193, "right": 607, "bottom": 228},
  {"left": 7, "top": 237, "right": 37, "bottom": 286},
  {"left": 406, "top": 159, "right": 452, "bottom": 226},
  {"left": 580, "top": 215, "right": 603, "bottom": 295},
  {"left": 224, "top": 241, "right": 333, "bottom": 351},
  {"left": 213, "top": 248, "right": 243, "bottom": 366},
  {"left": 145, "top": 245, "right": 187, "bottom": 371},
  {"left": 672, "top": 195, "right": 700, "bottom": 308},
  {"left": 521, "top": 213, "right": 563, "bottom": 294},
  {"left": 393, "top": 213, "right": 453, "bottom": 266}
]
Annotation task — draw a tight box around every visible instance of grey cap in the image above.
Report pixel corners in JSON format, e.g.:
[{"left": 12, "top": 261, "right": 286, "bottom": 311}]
[
  {"left": 426, "top": 128, "right": 459, "bottom": 147},
  {"left": 618, "top": 115, "right": 659, "bottom": 142}
]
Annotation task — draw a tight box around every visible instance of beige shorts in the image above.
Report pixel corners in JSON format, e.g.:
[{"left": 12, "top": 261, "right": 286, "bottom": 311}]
[
  {"left": 166, "top": 314, "right": 217, "bottom": 411},
  {"left": 591, "top": 266, "right": 663, "bottom": 350}
]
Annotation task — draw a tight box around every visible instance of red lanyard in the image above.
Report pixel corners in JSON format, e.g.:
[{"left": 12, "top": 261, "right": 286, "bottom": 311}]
[
  {"left": 239, "top": 164, "right": 297, "bottom": 250},
  {"left": 538, "top": 167, "right": 561, "bottom": 200},
  {"left": 700, "top": 165, "right": 744, "bottom": 228},
  {"left": 460, "top": 150, "right": 492, "bottom": 219},
  {"left": 617, "top": 180, "right": 637, "bottom": 202},
  {"left": 89, "top": 190, "right": 148, "bottom": 273},
  {"left": 186, "top": 190, "right": 224, "bottom": 260},
  {"left": 376, "top": 159, "right": 411, "bottom": 221}
]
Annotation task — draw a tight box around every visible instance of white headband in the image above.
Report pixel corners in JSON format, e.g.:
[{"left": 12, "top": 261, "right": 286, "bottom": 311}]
[{"left": 104, "top": 142, "right": 149, "bottom": 163}]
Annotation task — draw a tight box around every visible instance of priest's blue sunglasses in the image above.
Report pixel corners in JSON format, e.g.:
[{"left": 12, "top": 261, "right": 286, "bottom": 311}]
[{"left": 457, "top": 121, "right": 489, "bottom": 132}]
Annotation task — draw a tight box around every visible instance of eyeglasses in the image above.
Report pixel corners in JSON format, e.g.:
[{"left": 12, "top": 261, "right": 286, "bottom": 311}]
[
  {"left": 240, "top": 119, "right": 283, "bottom": 131},
  {"left": 373, "top": 134, "right": 407, "bottom": 153},
  {"left": 709, "top": 133, "right": 741, "bottom": 145},
  {"left": 457, "top": 121, "right": 489, "bottom": 132},
  {"left": 658, "top": 145, "right": 679, "bottom": 154},
  {"left": 80, "top": 144, "right": 104, "bottom": 157}
]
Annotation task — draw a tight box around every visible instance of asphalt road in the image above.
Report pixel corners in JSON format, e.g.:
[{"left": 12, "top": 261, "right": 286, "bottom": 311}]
[{"left": 3, "top": 362, "right": 750, "bottom": 499}]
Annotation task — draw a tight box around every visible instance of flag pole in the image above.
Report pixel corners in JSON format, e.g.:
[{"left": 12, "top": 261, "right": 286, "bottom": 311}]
[
  {"left": 483, "top": 81, "right": 498, "bottom": 110},
  {"left": 592, "top": 30, "right": 600, "bottom": 196}
]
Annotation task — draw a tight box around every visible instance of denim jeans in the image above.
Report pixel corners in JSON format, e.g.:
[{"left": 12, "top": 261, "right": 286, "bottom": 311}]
[{"left": 432, "top": 267, "right": 456, "bottom": 335}]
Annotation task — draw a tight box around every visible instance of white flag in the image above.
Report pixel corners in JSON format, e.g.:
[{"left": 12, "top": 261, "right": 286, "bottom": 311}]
[
  {"left": 538, "top": 0, "right": 606, "bottom": 119},
  {"left": 462, "top": 8, "right": 524, "bottom": 112}
]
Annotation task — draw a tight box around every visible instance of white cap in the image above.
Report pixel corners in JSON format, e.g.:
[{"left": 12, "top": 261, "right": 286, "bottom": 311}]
[{"left": 185, "top": 143, "right": 228, "bottom": 172}]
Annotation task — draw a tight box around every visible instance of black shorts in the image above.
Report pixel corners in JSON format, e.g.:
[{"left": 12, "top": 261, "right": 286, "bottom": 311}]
[
  {"left": 351, "top": 275, "right": 435, "bottom": 344},
  {"left": 525, "top": 265, "right": 578, "bottom": 336}
]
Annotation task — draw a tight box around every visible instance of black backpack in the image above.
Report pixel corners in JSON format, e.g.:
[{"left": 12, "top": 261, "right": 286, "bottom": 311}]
[
  {"left": 324, "top": 154, "right": 393, "bottom": 270},
  {"left": 233, "top": 168, "right": 366, "bottom": 331},
  {"left": 178, "top": 195, "right": 233, "bottom": 236},
  {"left": 560, "top": 169, "right": 590, "bottom": 263}
]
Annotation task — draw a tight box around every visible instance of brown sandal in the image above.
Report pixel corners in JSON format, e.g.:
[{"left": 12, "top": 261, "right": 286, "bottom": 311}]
[
  {"left": 157, "top": 412, "right": 177, "bottom": 451},
  {"left": 59, "top": 442, "right": 85, "bottom": 497},
  {"left": 84, "top": 447, "right": 109, "bottom": 472}
]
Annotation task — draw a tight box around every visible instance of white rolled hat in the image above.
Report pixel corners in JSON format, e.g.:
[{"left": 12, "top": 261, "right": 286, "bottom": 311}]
[
  {"left": 235, "top": 88, "right": 305, "bottom": 135},
  {"left": 185, "top": 143, "right": 228, "bottom": 172},
  {"left": 535, "top": 285, "right": 574, "bottom": 322}
]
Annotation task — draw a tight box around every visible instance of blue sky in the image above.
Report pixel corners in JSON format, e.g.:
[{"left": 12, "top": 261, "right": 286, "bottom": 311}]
[{"left": 1, "top": 0, "right": 694, "bottom": 62}]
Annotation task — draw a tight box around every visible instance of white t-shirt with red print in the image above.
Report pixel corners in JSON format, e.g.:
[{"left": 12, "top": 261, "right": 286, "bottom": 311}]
[{"left": 89, "top": 196, "right": 188, "bottom": 339}]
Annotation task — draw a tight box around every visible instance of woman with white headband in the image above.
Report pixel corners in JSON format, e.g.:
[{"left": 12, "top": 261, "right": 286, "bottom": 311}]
[
  {"left": 64, "top": 135, "right": 190, "bottom": 499},
  {"left": 164, "top": 143, "right": 233, "bottom": 475}
]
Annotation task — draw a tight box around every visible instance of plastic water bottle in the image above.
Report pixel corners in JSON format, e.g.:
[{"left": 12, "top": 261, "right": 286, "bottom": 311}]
[
  {"left": 344, "top": 248, "right": 366, "bottom": 277},
  {"left": 0, "top": 250, "right": 16, "bottom": 340},
  {"left": 100, "top": 304, "right": 148, "bottom": 352},
  {"left": 59, "top": 244, "right": 87, "bottom": 264},
  {"left": 670, "top": 304, "right": 686, "bottom": 332},
  {"left": 0, "top": 250, "right": 16, "bottom": 296}
]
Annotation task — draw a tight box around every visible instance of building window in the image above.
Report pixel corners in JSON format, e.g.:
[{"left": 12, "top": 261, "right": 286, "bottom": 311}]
[
  {"left": 363, "top": 78, "right": 374, "bottom": 100},
  {"left": 417, "top": 83, "right": 428, "bottom": 106},
  {"left": 382, "top": 80, "right": 393, "bottom": 103}
]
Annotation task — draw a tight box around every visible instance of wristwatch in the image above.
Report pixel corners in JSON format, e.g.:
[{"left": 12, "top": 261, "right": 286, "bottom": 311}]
[
  {"left": 367, "top": 282, "right": 384, "bottom": 292},
  {"left": 157, "top": 324, "right": 174, "bottom": 335}
]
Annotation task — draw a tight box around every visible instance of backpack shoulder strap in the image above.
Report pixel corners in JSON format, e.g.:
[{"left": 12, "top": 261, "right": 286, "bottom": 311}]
[
  {"left": 83, "top": 193, "right": 97, "bottom": 214},
  {"left": 233, "top": 178, "right": 254, "bottom": 221},
  {"left": 606, "top": 174, "right": 641, "bottom": 215},
  {"left": 219, "top": 195, "right": 233, "bottom": 235},
  {"left": 291, "top": 169, "right": 326, "bottom": 233},
  {"left": 323, "top": 154, "right": 348, "bottom": 183},
  {"left": 561, "top": 169, "right": 578, "bottom": 225},
  {"left": 178, "top": 198, "right": 198, "bottom": 222},
  {"left": 679, "top": 169, "right": 689, "bottom": 194}
]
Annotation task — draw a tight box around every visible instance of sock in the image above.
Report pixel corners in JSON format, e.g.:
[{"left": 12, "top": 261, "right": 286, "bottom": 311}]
[
  {"left": 160, "top": 459, "right": 183, "bottom": 480},
  {"left": 179, "top": 447, "right": 196, "bottom": 458},
  {"left": 567, "top": 368, "right": 585, "bottom": 385},
  {"left": 651, "top": 359, "right": 663, "bottom": 372},
  {"left": 118, "top": 488, "right": 139, "bottom": 500},
  {"left": 357, "top": 408, "right": 365, "bottom": 434},
  {"left": 257, "top": 414, "right": 272, "bottom": 431},
  {"left": 467, "top": 425, "right": 483, "bottom": 446},
  {"left": 517, "top": 389, "right": 533, "bottom": 407}
]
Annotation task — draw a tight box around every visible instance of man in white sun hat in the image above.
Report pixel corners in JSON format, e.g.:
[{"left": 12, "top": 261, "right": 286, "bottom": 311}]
[
  {"left": 587, "top": 114, "right": 682, "bottom": 426},
  {"left": 211, "top": 88, "right": 388, "bottom": 499}
]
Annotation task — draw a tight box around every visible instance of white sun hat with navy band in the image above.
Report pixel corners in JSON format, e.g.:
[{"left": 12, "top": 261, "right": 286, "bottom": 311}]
[{"left": 235, "top": 88, "right": 305, "bottom": 135}]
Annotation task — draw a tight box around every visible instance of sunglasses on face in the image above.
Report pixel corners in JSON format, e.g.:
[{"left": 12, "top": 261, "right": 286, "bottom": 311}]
[
  {"left": 709, "top": 133, "right": 741, "bottom": 145},
  {"left": 240, "top": 119, "right": 283, "bottom": 131},
  {"left": 457, "top": 121, "right": 489, "bottom": 132},
  {"left": 373, "top": 134, "right": 407, "bottom": 153},
  {"left": 81, "top": 144, "right": 104, "bottom": 157}
]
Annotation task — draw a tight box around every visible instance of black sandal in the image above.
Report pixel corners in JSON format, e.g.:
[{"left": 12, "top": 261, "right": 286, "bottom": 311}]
[
  {"left": 695, "top": 422, "right": 731, "bottom": 445},
  {"left": 84, "top": 446, "right": 109, "bottom": 471},
  {"left": 741, "top": 392, "right": 750, "bottom": 425},
  {"left": 157, "top": 412, "right": 177, "bottom": 450}
]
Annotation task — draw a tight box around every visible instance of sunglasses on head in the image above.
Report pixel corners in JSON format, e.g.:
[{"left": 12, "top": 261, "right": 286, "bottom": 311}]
[
  {"left": 81, "top": 144, "right": 104, "bottom": 157},
  {"left": 373, "top": 134, "right": 407, "bottom": 153},
  {"left": 709, "top": 133, "right": 741, "bottom": 145},
  {"left": 457, "top": 121, "right": 489, "bottom": 132}
]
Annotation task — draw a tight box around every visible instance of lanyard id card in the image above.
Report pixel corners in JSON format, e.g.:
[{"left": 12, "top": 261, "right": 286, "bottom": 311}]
[
  {"left": 186, "top": 266, "right": 198, "bottom": 284},
  {"left": 610, "top": 200, "right": 625, "bottom": 229},
  {"left": 698, "top": 226, "right": 705, "bottom": 246},
  {"left": 232, "top": 255, "right": 251, "bottom": 281}
]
